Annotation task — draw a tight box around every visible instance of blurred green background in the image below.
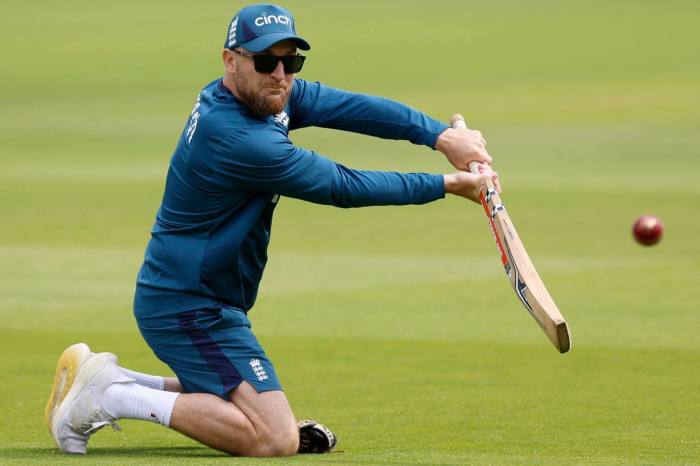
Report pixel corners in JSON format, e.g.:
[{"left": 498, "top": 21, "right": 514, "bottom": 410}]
[{"left": 1, "top": 1, "right": 698, "bottom": 464}]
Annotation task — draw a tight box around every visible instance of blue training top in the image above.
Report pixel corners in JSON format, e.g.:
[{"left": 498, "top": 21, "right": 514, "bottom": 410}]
[{"left": 134, "top": 78, "right": 449, "bottom": 317}]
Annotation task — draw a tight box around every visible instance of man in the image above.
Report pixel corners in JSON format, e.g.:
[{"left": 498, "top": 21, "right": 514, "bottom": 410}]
[{"left": 45, "top": 3, "right": 499, "bottom": 457}]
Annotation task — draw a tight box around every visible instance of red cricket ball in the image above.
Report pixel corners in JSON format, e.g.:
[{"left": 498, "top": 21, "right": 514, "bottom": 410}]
[{"left": 632, "top": 215, "right": 663, "bottom": 246}]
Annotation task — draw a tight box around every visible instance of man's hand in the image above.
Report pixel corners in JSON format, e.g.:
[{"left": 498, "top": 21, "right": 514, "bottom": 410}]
[
  {"left": 443, "top": 169, "right": 499, "bottom": 204},
  {"left": 435, "top": 126, "right": 491, "bottom": 171}
]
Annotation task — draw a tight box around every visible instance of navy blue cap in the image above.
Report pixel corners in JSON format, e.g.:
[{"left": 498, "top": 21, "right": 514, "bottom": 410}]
[{"left": 225, "top": 4, "right": 310, "bottom": 52}]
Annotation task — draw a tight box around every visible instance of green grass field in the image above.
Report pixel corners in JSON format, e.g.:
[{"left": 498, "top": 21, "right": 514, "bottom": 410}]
[{"left": 2, "top": 1, "right": 699, "bottom": 464}]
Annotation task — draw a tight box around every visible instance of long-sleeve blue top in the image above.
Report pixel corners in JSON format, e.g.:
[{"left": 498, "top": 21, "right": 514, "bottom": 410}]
[{"left": 134, "top": 78, "right": 449, "bottom": 317}]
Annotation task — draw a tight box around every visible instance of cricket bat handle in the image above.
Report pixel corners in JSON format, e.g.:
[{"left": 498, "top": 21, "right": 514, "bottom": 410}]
[{"left": 449, "top": 113, "right": 491, "bottom": 178}]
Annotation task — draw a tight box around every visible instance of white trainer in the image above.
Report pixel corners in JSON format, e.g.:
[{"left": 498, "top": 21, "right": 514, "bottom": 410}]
[
  {"left": 49, "top": 351, "right": 133, "bottom": 454},
  {"left": 45, "top": 343, "right": 93, "bottom": 432}
]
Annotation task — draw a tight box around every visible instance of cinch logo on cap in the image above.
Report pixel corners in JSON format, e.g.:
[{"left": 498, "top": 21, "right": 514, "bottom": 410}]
[{"left": 254, "top": 11, "right": 292, "bottom": 27}]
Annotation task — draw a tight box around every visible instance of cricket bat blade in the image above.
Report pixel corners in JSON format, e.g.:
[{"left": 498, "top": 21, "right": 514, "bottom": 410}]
[{"left": 451, "top": 114, "right": 571, "bottom": 353}]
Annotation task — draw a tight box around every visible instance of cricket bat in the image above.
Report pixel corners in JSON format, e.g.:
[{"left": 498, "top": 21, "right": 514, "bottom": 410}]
[{"left": 451, "top": 114, "right": 571, "bottom": 353}]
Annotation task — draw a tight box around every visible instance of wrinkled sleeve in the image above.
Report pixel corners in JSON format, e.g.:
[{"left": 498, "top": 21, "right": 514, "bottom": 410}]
[
  {"left": 288, "top": 80, "right": 449, "bottom": 149},
  {"left": 213, "top": 125, "right": 445, "bottom": 208}
]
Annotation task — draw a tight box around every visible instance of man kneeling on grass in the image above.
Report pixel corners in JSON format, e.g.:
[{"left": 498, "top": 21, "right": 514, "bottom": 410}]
[{"left": 44, "top": 3, "right": 498, "bottom": 456}]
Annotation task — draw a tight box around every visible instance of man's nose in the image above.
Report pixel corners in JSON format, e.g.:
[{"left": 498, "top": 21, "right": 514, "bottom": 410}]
[{"left": 270, "top": 60, "right": 286, "bottom": 80}]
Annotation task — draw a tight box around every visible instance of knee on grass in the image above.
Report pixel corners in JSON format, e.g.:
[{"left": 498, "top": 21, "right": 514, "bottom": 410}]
[
  {"left": 229, "top": 420, "right": 299, "bottom": 457},
  {"left": 259, "top": 424, "right": 299, "bottom": 457}
]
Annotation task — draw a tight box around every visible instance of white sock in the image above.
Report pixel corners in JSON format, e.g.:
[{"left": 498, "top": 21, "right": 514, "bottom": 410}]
[
  {"left": 119, "top": 367, "right": 165, "bottom": 391},
  {"left": 103, "top": 382, "right": 179, "bottom": 427}
]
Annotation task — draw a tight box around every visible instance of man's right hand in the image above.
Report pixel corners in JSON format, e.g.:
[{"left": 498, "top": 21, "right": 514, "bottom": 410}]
[
  {"left": 435, "top": 126, "right": 492, "bottom": 171},
  {"left": 443, "top": 170, "right": 499, "bottom": 204}
]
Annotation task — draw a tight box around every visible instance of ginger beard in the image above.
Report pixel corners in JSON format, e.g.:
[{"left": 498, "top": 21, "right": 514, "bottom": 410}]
[{"left": 232, "top": 70, "right": 291, "bottom": 117}]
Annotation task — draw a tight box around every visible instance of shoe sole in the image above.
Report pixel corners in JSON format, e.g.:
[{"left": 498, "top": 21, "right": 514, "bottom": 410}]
[
  {"left": 44, "top": 343, "right": 92, "bottom": 431},
  {"left": 49, "top": 351, "right": 117, "bottom": 453}
]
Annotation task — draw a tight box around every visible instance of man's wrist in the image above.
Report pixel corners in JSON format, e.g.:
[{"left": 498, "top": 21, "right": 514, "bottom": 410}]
[
  {"left": 435, "top": 128, "right": 451, "bottom": 155},
  {"left": 443, "top": 173, "right": 454, "bottom": 195}
]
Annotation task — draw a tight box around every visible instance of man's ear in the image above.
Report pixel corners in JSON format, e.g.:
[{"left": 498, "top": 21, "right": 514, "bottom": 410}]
[{"left": 223, "top": 49, "right": 237, "bottom": 74}]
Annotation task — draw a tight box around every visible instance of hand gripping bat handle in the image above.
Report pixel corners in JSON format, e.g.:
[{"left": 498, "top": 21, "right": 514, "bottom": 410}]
[{"left": 449, "top": 114, "right": 480, "bottom": 175}]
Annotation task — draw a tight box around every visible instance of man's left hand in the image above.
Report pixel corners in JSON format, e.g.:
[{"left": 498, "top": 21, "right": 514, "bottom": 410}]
[{"left": 435, "top": 126, "right": 491, "bottom": 171}]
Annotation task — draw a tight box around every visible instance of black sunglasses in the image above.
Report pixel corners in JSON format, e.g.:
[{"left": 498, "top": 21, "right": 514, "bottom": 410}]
[{"left": 231, "top": 49, "right": 306, "bottom": 74}]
